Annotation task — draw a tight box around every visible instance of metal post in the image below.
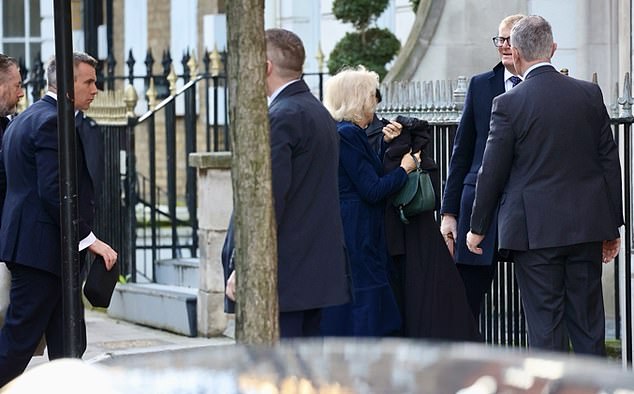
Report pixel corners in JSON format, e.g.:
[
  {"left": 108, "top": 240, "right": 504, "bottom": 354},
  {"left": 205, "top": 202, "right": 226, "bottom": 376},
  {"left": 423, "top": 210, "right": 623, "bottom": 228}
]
[
  {"left": 83, "top": 0, "right": 98, "bottom": 58},
  {"left": 148, "top": 117, "right": 157, "bottom": 275},
  {"left": 53, "top": 0, "right": 82, "bottom": 357},
  {"left": 624, "top": 122, "right": 632, "bottom": 367},
  {"left": 185, "top": 87, "right": 198, "bottom": 255},
  {"left": 123, "top": 119, "right": 137, "bottom": 282},
  {"left": 165, "top": 102, "right": 177, "bottom": 258}
]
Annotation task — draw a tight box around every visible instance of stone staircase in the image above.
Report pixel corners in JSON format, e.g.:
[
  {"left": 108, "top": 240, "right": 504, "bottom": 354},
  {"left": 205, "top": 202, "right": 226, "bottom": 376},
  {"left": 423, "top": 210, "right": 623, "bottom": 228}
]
[{"left": 107, "top": 258, "right": 199, "bottom": 337}]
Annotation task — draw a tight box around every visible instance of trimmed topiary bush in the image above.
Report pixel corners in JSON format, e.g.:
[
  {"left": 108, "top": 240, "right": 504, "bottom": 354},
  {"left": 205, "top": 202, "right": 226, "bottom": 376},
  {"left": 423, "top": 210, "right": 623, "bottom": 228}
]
[
  {"left": 328, "top": 0, "right": 400, "bottom": 79},
  {"left": 328, "top": 28, "right": 401, "bottom": 79}
]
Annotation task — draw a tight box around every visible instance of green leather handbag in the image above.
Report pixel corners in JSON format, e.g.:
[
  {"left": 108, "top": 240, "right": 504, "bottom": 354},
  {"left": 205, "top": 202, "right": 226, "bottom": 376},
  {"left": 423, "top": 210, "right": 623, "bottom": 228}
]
[{"left": 392, "top": 155, "right": 435, "bottom": 224}]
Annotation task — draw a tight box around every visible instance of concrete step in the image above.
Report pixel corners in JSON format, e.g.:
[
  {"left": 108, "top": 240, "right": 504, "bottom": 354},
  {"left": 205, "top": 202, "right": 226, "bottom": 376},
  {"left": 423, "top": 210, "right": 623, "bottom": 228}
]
[
  {"left": 108, "top": 283, "right": 197, "bottom": 337},
  {"left": 154, "top": 258, "right": 199, "bottom": 288}
]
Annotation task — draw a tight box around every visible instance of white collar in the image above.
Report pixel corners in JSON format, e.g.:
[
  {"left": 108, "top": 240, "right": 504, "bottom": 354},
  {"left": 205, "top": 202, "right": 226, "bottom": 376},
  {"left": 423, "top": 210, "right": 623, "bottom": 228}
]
[
  {"left": 268, "top": 79, "right": 300, "bottom": 107},
  {"left": 523, "top": 62, "right": 556, "bottom": 78}
]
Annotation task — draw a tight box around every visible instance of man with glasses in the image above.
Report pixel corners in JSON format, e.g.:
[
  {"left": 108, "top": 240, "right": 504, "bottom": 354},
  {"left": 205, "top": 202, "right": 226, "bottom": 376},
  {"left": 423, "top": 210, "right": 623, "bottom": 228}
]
[
  {"left": 467, "top": 15, "right": 621, "bottom": 355},
  {"left": 440, "top": 14, "right": 524, "bottom": 325}
]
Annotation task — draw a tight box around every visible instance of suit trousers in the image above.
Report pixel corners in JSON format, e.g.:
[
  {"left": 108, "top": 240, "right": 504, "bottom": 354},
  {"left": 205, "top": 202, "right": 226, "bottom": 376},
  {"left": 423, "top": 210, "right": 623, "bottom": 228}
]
[
  {"left": 513, "top": 242, "right": 605, "bottom": 355},
  {"left": 279, "top": 309, "right": 321, "bottom": 338},
  {"left": 0, "top": 263, "right": 86, "bottom": 387}
]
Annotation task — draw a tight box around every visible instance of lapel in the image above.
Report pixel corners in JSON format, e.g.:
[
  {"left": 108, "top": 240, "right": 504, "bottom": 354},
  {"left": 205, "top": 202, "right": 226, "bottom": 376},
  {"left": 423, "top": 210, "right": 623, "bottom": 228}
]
[{"left": 488, "top": 62, "right": 506, "bottom": 97}]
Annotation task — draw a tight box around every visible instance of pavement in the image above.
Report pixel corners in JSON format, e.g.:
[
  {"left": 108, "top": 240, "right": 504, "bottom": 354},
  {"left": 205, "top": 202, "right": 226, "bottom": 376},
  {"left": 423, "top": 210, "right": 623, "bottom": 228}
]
[{"left": 26, "top": 307, "right": 235, "bottom": 370}]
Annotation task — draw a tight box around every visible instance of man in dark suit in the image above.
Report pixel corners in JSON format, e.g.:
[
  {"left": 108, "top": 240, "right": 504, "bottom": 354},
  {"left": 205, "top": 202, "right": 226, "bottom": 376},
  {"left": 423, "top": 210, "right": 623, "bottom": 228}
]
[
  {"left": 0, "top": 53, "right": 24, "bottom": 332},
  {"left": 0, "top": 54, "right": 25, "bottom": 219},
  {"left": 225, "top": 29, "right": 349, "bottom": 337},
  {"left": 467, "top": 15, "right": 623, "bottom": 355},
  {"left": 440, "top": 14, "right": 524, "bottom": 322},
  {"left": 0, "top": 52, "right": 118, "bottom": 386}
]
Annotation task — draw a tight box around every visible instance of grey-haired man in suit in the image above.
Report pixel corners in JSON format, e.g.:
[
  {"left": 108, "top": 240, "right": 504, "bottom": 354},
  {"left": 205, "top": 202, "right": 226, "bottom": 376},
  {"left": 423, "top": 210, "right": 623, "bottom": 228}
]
[{"left": 467, "top": 15, "right": 623, "bottom": 355}]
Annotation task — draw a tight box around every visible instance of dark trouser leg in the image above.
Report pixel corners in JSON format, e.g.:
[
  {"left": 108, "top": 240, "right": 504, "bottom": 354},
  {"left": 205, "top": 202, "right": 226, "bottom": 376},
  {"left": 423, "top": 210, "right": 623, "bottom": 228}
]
[
  {"left": 563, "top": 242, "right": 605, "bottom": 356},
  {"left": 280, "top": 309, "right": 322, "bottom": 338},
  {"left": 45, "top": 295, "right": 87, "bottom": 359},
  {"left": 514, "top": 244, "right": 603, "bottom": 354},
  {"left": 0, "top": 264, "right": 61, "bottom": 387},
  {"left": 456, "top": 263, "right": 496, "bottom": 321}
]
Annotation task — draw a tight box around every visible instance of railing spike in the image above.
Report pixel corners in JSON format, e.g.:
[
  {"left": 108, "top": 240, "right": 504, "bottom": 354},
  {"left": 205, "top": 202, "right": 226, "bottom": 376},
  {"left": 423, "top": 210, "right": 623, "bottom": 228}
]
[
  {"left": 146, "top": 77, "right": 157, "bottom": 110},
  {"left": 187, "top": 51, "right": 198, "bottom": 78},
  {"left": 618, "top": 72, "right": 633, "bottom": 118},
  {"left": 316, "top": 43, "right": 325, "bottom": 73},
  {"left": 209, "top": 45, "right": 222, "bottom": 77},
  {"left": 124, "top": 84, "right": 139, "bottom": 118}
]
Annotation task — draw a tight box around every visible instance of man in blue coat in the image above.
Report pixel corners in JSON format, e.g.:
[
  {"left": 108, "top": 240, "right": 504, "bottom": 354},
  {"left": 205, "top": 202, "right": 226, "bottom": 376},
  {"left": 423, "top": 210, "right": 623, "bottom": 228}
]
[
  {"left": 0, "top": 52, "right": 118, "bottom": 386},
  {"left": 440, "top": 14, "right": 524, "bottom": 322},
  {"left": 225, "top": 29, "right": 349, "bottom": 337}
]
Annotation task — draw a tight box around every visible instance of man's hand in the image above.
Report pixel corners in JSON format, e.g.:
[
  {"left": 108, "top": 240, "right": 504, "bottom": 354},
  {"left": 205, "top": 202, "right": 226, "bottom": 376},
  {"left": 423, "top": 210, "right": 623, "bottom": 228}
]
[
  {"left": 466, "top": 231, "right": 485, "bottom": 255},
  {"left": 226, "top": 270, "right": 236, "bottom": 301},
  {"left": 87, "top": 238, "right": 117, "bottom": 270},
  {"left": 440, "top": 214, "right": 458, "bottom": 258},
  {"left": 602, "top": 238, "right": 621, "bottom": 263}
]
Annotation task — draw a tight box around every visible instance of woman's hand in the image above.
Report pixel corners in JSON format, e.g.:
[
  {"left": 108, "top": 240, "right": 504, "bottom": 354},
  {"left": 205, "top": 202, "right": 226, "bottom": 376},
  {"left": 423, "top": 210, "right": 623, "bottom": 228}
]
[
  {"left": 399, "top": 151, "right": 418, "bottom": 173},
  {"left": 382, "top": 120, "right": 403, "bottom": 143}
]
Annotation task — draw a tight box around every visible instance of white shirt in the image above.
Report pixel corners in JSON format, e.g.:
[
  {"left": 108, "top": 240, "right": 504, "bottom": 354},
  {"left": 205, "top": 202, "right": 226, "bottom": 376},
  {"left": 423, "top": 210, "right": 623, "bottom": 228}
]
[
  {"left": 45, "top": 91, "right": 95, "bottom": 251},
  {"left": 267, "top": 79, "right": 300, "bottom": 107}
]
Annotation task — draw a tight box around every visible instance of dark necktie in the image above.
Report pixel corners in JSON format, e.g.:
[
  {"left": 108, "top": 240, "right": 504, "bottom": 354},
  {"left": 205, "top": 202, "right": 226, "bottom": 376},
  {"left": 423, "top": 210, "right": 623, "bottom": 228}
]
[{"left": 509, "top": 76, "right": 522, "bottom": 87}]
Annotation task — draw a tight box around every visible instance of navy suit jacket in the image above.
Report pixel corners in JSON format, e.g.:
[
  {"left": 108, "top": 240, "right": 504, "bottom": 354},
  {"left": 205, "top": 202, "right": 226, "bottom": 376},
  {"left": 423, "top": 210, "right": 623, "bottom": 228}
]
[
  {"left": 0, "top": 95, "right": 96, "bottom": 276},
  {"left": 471, "top": 66, "right": 623, "bottom": 250},
  {"left": 441, "top": 62, "right": 505, "bottom": 265},
  {"left": 0, "top": 116, "right": 10, "bottom": 225},
  {"left": 269, "top": 80, "right": 349, "bottom": 312}
]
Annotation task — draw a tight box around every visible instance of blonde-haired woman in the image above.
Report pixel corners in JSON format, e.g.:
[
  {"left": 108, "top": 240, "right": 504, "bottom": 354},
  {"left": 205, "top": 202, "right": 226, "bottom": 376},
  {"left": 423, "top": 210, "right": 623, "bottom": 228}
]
[{"left": 320, "top": 67, "right": 417, "bottom": 336}]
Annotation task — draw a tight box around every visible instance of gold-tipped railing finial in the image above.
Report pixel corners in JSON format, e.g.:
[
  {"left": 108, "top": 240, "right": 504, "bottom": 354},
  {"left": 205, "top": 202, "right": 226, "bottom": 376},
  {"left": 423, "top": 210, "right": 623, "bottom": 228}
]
[
  {"left": 210, "top": 45, "right": 222, "bottom": 77},
  {"left": 146, "top": 78, "right": 158, "bottom": 110},
  {"left": 187, "top": 51, "right": 198, "bottom": 77},
  {"left": 124, "top": 84, "right": 139, "bottom": 117},
  {"left": 316, "top": 44, "right": 325, "bottom": 73},
  {"left": 167, "top": 65, "right": 177, "bottom": 96}
]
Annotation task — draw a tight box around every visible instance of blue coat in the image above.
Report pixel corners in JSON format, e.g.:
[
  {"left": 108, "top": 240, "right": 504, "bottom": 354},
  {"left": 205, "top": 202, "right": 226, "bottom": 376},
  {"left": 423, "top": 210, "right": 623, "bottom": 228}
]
[
  {"left": 321, "top": 121, "right": 406, "bottom": 336},
  {"left": 440, "top": 62, "right": 505, "bottom": 265}
]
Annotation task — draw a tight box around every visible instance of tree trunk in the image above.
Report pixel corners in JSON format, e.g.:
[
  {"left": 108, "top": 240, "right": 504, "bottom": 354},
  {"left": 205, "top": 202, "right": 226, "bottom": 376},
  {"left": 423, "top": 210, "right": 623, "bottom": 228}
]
[{"left": 226, "top": 0, "right": 279, "bottom": 344}]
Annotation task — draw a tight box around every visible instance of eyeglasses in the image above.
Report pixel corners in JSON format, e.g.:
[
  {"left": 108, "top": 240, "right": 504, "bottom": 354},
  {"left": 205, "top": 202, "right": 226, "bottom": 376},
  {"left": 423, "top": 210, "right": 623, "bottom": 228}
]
[{"left": 492, "top": 36, "right": 511, "bottom": 47}]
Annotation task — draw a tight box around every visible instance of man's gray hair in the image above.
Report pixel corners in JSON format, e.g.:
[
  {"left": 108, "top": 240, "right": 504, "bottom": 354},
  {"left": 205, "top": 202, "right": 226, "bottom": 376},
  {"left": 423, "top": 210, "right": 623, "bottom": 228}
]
[
  {"left": 510, "top": 15, "right": 553, "bottom": 62},
  {"left": 46, "top": 51, "right": 97, "bottom": 89}
]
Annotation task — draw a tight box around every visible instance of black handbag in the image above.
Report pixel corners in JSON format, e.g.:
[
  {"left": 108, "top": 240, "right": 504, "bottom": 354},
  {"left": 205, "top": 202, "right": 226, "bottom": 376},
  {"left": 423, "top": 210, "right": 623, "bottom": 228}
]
[
  {"left": 83, "top": 255, "right": 119, "bottom": 308},
  {"left": 392, "top": 155, "right": 435, "bottom": 224}
]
